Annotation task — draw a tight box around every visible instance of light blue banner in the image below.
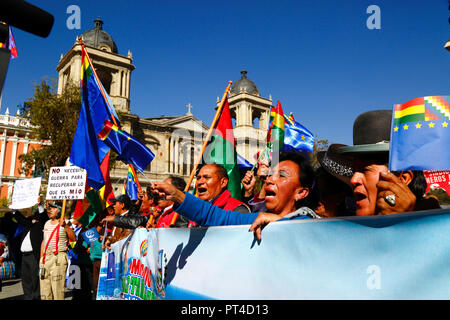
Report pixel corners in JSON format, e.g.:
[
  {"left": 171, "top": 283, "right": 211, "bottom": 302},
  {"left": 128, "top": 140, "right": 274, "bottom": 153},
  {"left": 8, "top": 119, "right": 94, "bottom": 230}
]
[{"left": 97, "top": 208, "right": 450, "bottom": 300}]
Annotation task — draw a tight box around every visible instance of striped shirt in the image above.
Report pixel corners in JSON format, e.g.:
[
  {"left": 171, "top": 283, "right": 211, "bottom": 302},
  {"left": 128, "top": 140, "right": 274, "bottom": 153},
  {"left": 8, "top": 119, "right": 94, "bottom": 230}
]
[{"left": 42, "top": 220, "right": 68, "bottom": 254}]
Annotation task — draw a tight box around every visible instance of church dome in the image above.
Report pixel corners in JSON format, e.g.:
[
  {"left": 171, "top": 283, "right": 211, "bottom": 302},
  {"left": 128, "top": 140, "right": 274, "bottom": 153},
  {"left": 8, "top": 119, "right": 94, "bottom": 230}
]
[
  {"left": 230, "top": 70, "right": 259, "bottom": 96},
  {"left": 81, "top": 18, "right": 118, "bottom": 54}
]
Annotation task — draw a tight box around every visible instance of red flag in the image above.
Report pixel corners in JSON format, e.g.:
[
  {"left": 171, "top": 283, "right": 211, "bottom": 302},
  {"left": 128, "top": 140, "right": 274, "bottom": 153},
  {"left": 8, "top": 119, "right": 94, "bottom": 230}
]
[
  {"left": 73, "top": 151, "right": 115, "bottom": 226},
  {"left": 0, "top": 24, "right": 18, "bottom": 60}
]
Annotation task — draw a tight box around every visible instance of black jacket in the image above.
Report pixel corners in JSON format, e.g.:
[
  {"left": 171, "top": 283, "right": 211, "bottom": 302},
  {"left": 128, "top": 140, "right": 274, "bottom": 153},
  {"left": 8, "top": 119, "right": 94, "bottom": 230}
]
[
  {"left": 114, "top": 212, "right": 188, "bottom": 229},
  {"left": 13, "top": 209, "right": 48, "bottom": 261}
]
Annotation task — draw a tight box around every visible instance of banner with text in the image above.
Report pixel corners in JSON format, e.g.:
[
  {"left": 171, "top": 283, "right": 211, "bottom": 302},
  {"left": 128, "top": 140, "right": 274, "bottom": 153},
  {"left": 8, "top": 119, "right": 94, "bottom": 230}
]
[{"left": 97, "top": 208, "right": 450, "bottom": 300}]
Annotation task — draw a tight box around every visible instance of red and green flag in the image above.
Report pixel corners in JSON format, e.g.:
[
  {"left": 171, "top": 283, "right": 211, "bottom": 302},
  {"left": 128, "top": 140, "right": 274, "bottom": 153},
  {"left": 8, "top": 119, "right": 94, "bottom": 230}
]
[{"left": 204, "top": 98, "right": 242, "bottom": 200}]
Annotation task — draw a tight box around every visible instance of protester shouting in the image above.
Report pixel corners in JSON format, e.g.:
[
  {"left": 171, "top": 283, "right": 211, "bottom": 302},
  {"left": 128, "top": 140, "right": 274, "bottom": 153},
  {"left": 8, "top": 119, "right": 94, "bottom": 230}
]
[
  {"left": 151, "top": 151, "right": 320, "bottom": 241},
  {"left": 329, "top": 110, "right": 438, "bottom": 216},
  {"left": 196, "top": 163, "right": 250, "bottom": 213}
]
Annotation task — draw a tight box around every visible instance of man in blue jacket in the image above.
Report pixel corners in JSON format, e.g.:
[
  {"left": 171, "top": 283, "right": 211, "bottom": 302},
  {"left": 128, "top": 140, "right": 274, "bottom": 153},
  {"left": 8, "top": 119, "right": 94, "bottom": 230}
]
[{"left": 151, "top": 151, "right": 320, "bottom": 240}]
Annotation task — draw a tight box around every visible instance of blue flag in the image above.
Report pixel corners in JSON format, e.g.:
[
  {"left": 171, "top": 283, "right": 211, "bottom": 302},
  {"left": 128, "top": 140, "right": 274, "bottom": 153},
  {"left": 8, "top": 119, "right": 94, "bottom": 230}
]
[
  {"left": 70, "top": 44, "right": 121, "bottom": 190},
  {"left": 97, "top": 119, "right": 155, "bottom": 173},
  {"left": 389, "top": 96, "right": 450, "bottom": 171},
  {"left": 70, "top": 43, "right": 154, "bottom": 189},
  {"left": 282, "top": 114, "right": 314, "bottom": 153}
]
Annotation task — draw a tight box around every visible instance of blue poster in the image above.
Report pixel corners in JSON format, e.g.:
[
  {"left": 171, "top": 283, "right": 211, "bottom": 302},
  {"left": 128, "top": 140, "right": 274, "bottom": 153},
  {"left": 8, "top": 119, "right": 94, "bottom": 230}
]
[{"left": 81, "top": 227, "right": 100, "bottom": 244}]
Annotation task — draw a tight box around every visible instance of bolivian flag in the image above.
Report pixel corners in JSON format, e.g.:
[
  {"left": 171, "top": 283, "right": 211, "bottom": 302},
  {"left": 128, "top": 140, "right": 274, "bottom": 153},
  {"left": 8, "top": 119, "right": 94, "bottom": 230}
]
[
  {"left": 390, "top": 96, "right": 450, "bottom": 171},
  {"left": 393, "top": 96, "right": 450, "bottom": 125},
  {"left": 268, "top": 101, "right": 285, "bottom": 153}
]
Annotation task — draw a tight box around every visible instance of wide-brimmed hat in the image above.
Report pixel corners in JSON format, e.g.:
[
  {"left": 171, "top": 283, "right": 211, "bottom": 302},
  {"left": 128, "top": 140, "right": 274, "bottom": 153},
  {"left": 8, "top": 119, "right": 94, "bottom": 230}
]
[
  {"left": 317, "top": 144, "right": 354, "bottom": 186},
  {"left": 338, "top": 110, "right": 392, "bottom": 155}
]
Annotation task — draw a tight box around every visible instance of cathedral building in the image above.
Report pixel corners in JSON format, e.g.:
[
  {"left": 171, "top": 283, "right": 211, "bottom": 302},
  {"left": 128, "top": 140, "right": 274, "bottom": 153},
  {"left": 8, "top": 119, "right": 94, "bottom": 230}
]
[{"left": 2, "top": 18, "right": 273, "bottom": 199}]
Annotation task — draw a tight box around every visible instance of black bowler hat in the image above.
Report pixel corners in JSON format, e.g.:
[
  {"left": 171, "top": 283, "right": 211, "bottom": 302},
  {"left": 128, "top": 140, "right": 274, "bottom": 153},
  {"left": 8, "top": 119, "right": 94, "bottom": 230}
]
[{"left": 338, "top": 110, "right": 392, "bottom": 155}]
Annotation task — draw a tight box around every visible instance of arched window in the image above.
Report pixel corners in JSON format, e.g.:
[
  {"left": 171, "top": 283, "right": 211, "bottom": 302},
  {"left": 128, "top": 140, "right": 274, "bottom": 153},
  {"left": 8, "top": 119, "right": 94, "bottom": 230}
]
[
  {"left": 96, "top": 68, "right": 112, "bottom": 95},
  {"left": 252, "top": 110, "right": 261, "bottom": 129}
]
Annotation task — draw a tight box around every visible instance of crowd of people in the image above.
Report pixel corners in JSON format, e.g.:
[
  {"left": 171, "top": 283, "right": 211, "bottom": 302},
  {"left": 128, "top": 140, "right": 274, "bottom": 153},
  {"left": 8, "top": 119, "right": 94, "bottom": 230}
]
[{"left": 0, "top": 109, "right": 444, "bottom": 300}]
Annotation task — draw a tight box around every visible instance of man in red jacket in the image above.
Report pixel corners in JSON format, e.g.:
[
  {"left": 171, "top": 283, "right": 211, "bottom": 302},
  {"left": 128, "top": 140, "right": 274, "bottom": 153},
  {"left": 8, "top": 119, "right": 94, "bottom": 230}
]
[{"left": 196, "top": 163, "right": 250, "bottom": 213}]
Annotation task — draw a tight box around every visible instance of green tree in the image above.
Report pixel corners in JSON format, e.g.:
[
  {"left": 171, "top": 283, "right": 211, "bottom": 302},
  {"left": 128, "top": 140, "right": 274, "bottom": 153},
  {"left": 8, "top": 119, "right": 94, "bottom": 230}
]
[{"left": 19, "top": 79, "right": 81, "bottom": 178}]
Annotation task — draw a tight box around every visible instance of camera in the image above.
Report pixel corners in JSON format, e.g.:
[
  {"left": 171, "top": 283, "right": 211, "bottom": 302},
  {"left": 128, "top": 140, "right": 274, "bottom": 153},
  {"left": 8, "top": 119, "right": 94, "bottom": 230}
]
[{"left": 0, "top": 0, "right": 54, "bottom": 96}]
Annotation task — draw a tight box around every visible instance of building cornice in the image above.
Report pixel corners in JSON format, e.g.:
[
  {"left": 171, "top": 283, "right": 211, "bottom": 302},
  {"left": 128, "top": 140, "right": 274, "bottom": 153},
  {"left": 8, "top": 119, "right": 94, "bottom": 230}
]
[{"left": 57, "top": 43, "right": 135, "bottom": 72}]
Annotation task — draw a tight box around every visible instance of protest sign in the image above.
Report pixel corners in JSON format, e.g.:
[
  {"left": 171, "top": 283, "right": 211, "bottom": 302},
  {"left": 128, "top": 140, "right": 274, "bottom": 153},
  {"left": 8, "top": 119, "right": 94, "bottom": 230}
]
[
  {"left": 9, "top": 177, "right": 42, "bottom": 210},
  {"left": 81, "top": 227, "right": 100, "bottom": 244},
  {"left": 97, "top": 207, "right": 450, "bottom": 300},
  {"left": 424, "top": 170, "right": 450, "bottom": 195},
  {"left": 46, "top": 166, "right": 86, "bottom": 200}
]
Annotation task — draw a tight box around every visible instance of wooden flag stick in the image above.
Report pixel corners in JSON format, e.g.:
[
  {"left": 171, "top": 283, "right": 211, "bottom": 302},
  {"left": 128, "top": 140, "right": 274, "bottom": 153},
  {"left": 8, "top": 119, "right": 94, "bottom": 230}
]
[
  {"left": 59, "top": 200, "right": 66, "bottom": 224},
  {"left": 59, "top": 157, "right": 71, "bottom": 224},
  {"left": 169, "top": 81, "right": 233, "bottom": 226}
]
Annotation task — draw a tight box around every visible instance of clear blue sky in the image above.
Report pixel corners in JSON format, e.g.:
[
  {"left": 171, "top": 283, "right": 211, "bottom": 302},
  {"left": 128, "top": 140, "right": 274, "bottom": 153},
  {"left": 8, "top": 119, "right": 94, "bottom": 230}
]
[{"left": 1, "top": 0, "right": 449, "bottom": 147}]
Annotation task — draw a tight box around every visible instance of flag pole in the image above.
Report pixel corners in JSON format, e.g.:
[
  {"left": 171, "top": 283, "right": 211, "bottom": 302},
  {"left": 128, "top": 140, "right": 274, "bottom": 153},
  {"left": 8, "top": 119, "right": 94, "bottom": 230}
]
[
  {"left": 169, "top": 80, "right": 233, "bottom": 226},
  {"left": 250, "top": 104, "right": 276, "bottom": 173},
  {"left": 250, "top": 143, "right": 270, "bottom": 173},
  {"left": 59, "top": 158, "right": 71, "bottom": 224}
]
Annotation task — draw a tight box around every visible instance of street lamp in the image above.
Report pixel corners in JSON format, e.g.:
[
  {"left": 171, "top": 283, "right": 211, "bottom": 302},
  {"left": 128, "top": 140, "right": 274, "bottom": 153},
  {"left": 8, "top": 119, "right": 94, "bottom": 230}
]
[{"left": 445, "top": 40, "right": 450, "bottom": 51}]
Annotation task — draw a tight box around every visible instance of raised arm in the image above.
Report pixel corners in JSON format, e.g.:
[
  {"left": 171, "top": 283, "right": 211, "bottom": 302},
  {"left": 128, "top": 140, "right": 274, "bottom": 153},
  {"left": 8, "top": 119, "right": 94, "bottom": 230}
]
[{"left": 151, "top": 181, "right": 258, "bottom": 226}]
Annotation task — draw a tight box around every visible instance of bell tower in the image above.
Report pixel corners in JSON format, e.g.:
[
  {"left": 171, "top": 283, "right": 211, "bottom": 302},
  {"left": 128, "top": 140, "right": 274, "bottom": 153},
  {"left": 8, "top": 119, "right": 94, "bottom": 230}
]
[
  {"left": 56, "top": 18, "right": 135, "bottom": 114},
  {"left": 219, "top": 70, "right": 272, "bottom": 162}
]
